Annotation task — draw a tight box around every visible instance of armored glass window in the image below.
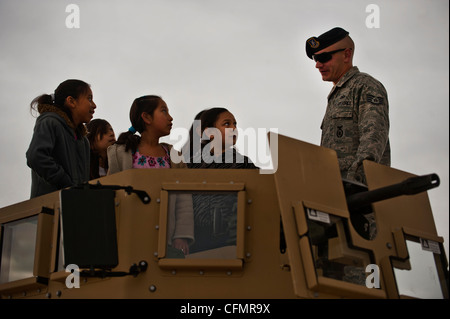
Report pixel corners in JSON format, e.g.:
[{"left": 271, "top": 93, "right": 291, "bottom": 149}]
[
  {"left": 158, "top": 185, "right": 246, "bottom": 270},
  {"left": 166, "top": 191, "right": 238, "bottom": 259},
  {"left": 304, "top": 208, "right": 373, "bottom": 287},
  {"left": 0, "top": 216, "right": 38, "bottom": 284},
  {"left": 393, "top": 238, "right": 446, "bottom": 299},
  {"left": 55, "top": 220, "right": 65, "bottom": 272}
]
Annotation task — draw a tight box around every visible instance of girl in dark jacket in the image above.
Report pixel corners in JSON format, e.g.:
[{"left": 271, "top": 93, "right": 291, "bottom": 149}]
[
  {"left": 26, "top": 79, "right": 96, "bottom": 198},
  {"left": 184, "top": 107, "right": 257, "bottom": 254},
  {"left": 186, "top": 107, "right": 257, "bottom": 169}
]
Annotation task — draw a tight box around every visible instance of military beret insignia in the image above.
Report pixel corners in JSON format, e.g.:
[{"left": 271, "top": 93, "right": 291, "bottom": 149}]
[
  {"left": 307, "top": 37, "right": 320, "bottom": 49},
  {"left": 367, "top": 94, "right": 384, "bottom": 105}
]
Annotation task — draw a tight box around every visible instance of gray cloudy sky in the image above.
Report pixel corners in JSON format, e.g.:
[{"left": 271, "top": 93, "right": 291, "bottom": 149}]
[{"left": 0, "top": 1, "right": 448, "bottom": 258}]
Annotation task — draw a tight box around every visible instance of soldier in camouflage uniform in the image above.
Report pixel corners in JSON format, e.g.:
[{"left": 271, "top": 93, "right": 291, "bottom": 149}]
[
  {"left": 305, "top": 29, "right": 390, "bottom": 275},
  {"left": 305, "top": 27, "right": 390, "bottom": 185}
]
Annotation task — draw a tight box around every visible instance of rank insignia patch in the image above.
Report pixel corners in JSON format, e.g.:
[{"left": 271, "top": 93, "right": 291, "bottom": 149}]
[
  {"left": 367, "top": 94, "right": 384, "bottom": 105},
  {"left": 336, "top": 125, "right": 344, "bottom": 138}
]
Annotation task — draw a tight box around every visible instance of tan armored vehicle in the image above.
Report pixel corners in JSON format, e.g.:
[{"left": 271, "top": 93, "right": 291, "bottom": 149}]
[{"left": 0, "top": 133, "right": 447, "bottom": 300}]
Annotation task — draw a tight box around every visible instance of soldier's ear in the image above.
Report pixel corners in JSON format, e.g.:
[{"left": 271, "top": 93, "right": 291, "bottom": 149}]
[{"left": 344, "top": 48, "right": 353, "bottom": 62}]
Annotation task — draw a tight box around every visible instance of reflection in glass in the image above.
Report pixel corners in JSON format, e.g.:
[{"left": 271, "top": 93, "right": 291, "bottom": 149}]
[
  {"left": 394, "top": 239, "right": 444, "bottom": 299},
  {"left": 0, "top": 216, "right": 38, "bottom": 284},
  {"left": 306, "top": 210, "right": 372, "bottom": 286},
  {"left": 166, "top": 191, "right": 238, "bottom": 259},
  {"left": 57, "top": 223, "right": 65, "bottom": 271}
]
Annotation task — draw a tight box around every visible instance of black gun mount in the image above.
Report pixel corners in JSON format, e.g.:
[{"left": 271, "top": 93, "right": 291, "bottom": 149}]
[
  {"left": 346, "top": 173, "right": 440, "bottom": 213},
  {"left": 73, "top": 181, "right": 151, "bottom": 204}
]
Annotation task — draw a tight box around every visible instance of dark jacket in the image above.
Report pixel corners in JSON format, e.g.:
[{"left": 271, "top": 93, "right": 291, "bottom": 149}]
[
  {"left": 187, "top": 147, "right": 258, "bottom": 169},
  {"left": 26, "top": 105, "right": 90, "bottom": 198}
]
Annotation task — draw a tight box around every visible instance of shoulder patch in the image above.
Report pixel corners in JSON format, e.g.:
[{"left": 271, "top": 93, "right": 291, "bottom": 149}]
[{"left": 367, "top": 94, "right": 384, "bottom": 105}]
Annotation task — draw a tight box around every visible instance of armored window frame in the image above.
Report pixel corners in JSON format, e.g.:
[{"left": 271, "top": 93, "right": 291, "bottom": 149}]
[
  {"left": 293, "top": 201, "right": 386, "bottom": 298},
  {"left": 157, "top": 182, "right": 247, "bottom": 271},
  {"left": 0, "top": 207, "right": 54, "bottom": 296},
  {"left": 388, "top": 228, "right": 448, "bottom": 299}
]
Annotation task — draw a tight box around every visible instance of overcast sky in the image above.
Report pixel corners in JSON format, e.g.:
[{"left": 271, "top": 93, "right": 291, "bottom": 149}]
[{"left": 0, "top": 0, "right": 448, "bottom": 262}]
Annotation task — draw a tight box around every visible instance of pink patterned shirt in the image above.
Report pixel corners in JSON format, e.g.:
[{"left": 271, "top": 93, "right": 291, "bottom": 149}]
[{"left": 132, "top": 145, "right": 171, "bottom": 169}]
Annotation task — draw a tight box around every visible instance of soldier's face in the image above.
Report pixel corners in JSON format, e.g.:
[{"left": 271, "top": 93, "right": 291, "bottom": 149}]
[{"left": 314, "top": 44, "right": 352, "bottom": 84}]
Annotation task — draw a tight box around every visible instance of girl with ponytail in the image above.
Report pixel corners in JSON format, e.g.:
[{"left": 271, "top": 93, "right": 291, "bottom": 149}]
[
  {"left": 108, "top": 95, "right": 186, "bottom": 171},
  {"left": 107, "top": 95, "right": 194, "bottom": 256},
  {"left": 26, "top": 79, "right": 96, "bottom": 198}
]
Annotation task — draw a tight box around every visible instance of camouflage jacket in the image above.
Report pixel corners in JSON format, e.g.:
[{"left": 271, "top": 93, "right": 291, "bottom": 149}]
[{"left": 320, "top": 66, "right": 390, "bottom": 184}]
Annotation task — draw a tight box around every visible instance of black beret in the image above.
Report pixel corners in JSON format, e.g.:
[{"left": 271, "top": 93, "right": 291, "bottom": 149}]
[{"left": 306, "top": 27, "right": 349, "bottom": 59}]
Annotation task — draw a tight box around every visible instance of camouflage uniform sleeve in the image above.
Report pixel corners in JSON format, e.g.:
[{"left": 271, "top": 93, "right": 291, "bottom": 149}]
[{"left": 347, "top": 79, "right": 389, "bottom": 183}]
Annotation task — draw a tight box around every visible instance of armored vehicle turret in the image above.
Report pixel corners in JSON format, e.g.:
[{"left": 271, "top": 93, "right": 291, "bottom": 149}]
[{"left": 0, "top": 133, "right": 447, "bottom": 300}]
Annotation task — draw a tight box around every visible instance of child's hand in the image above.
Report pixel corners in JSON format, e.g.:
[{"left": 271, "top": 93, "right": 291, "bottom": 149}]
[{"left": 172, "top": 238, "right": 189, "bottom": 255}]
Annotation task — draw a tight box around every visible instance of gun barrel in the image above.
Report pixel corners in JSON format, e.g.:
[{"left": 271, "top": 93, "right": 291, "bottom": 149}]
[{"left": 346, "top": 173, "right": 440, "bottom": 212}]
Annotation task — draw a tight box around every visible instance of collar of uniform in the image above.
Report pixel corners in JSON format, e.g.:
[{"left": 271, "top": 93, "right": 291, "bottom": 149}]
[
  {"left": 327, "top": 66, "right": 360, "bottom": 100},
  {"left": 336, "top": 66, "right": 359, "bottom": 87}
]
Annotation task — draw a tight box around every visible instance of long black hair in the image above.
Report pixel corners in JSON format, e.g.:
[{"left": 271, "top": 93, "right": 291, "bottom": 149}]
[
  {"left": 31, "top": 79, "right": 90, "bottom": 118},
  {"left": 181, "top": 107, "right": 229, "bottom": 156},
  {"left": 198, "top": 108, "right": 229, "bottom": 134},
  {"left": 30, "top": 79, "right": 91, "bottom": 136},
  {"left": 115, "top": 95, "right": 162, "bottom": 153},
  {"left": 181, "top": 109, "right": 208, "bottom": 161},
  {"left": 86, "top": 119, "right": 113, "bottom": 179}
]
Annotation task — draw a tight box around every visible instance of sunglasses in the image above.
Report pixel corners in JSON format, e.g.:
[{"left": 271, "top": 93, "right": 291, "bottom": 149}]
[{"left": 312, "top": 48, "right": 346, "bottom": 63}]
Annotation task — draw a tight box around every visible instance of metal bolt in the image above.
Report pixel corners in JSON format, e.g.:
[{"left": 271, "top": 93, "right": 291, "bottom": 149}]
[
  {"left": 246, "top": 252, "right": 252, "bottom": 258},
  {"left": 156, "top": 198, "right": 161, "bottom": 203},
  {"left": 155, "top": 225, "right": 159, "bottom": 230},
  {"left": 153, "top": 252, "right": 158, "bottom": 257},
  {"left": 56, "top": 290, "right": 62, "bottom": 297},
  {"left": 247, "top": 199, "right": 252, "bottom": 204},
  {"left": 199, "top": 270, "right": 204, "bottom": 275},
  {"left": 149, "top": 285, "right": 157, "bottom": 292},
  {"left": 247, "top": 226, "right": 252, "bottom": 231},
  {"left": 226, "top": 271, "right": 232, "bottom": 276},
  {"left": 386, "top": 242, "right": 393, "bottom": 249},
  {"left": 46, "top": 292, "right": 51, "bottom": 299},
  {"left": 171, "top": 270, "right": 177, "bottom": 275}
]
